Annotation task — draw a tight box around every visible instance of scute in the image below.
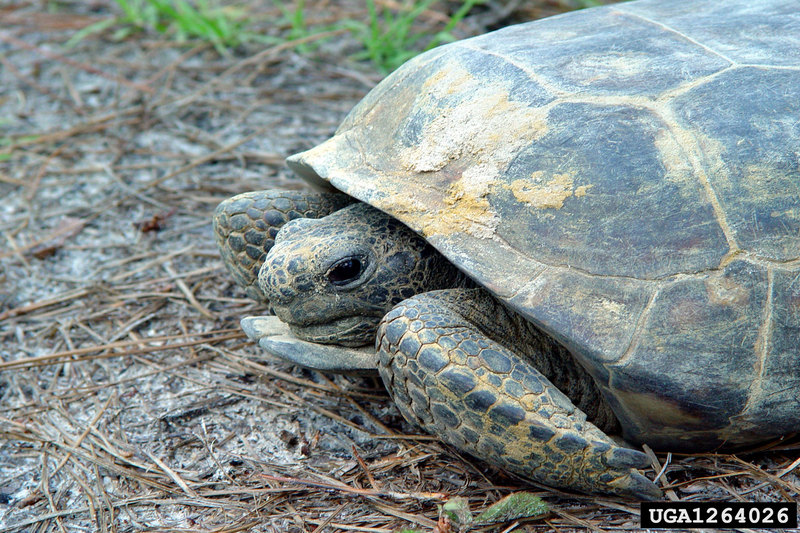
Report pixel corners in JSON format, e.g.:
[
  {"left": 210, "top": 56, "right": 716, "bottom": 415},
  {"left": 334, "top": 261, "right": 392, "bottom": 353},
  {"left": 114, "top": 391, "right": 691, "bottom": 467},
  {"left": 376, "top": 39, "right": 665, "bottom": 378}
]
[
  {"left": 671, "top": 67, "right": 800, "bottom": 261},
  {"left": 492, "top": 101, "right": 727, "bottom": 278},
  {"left": 504, "top": 268, "right": 655, "bottom": 372},
  {"left": 463, "top": 7, "right": 730, "bottom": 96},
  {"left": 618, "top": 0, "right": 800, "bottom": 67},
  {"left": 606, "top": 260, "right": 769, "bottom": 449},
  {"left": 735, "top": 269, "right": 800, "bottom": 435}
]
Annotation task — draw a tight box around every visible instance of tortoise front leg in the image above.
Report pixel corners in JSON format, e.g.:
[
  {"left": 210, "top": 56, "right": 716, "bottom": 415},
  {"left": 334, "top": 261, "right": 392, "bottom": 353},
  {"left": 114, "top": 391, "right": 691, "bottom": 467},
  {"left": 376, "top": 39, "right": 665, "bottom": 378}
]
[
  {"left": 376, "top": 288, "right": 662, "bottom": 500},
  {"left": 213, "top": 190, "right": 353, "bottom": 302}
]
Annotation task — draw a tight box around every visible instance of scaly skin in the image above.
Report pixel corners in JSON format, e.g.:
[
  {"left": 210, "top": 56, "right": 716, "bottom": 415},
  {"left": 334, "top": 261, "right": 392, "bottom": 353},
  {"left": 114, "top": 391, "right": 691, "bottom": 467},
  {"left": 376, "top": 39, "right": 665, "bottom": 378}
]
[
  {"left": 214, "top": 190, "right": 662, "bottom": 499},
  {"left": 213, "top": 190, "right": 353, "bottom": 302}
]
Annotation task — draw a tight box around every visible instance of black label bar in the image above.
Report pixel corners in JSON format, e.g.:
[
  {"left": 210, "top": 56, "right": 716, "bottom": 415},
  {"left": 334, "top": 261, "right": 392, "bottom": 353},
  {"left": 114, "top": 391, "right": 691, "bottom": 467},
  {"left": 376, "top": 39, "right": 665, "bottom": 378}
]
[{"left": 641, "top": 502, "right": 797, "bottom": 528}]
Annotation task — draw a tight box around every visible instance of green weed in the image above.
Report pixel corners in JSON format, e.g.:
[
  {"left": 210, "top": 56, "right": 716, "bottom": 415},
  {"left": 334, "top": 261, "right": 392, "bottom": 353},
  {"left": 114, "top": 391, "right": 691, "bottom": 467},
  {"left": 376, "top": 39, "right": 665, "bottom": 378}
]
[
  {"left": 67, "top": 0, "right": 487, "bottom": 72},
  {"left": 396, "top": 492, "right": 548, "bottom": 532},
  {"left": 0, "top": 134, "right": 40, "bottom": 147},
  {"left": 275, "top": 0, "right": 316, "bottom": 54},
  {"left": 0, "top": 134, "right": 41, "bottom": 161},
  {"left": 68, "top": 0, "right": 253, "bottom": 55},
  {"left": 346, "top": 0, "right": 485, "bottom": 73},
  {"left": 561, "top": 0, "right": 618, "bottom": 8}
]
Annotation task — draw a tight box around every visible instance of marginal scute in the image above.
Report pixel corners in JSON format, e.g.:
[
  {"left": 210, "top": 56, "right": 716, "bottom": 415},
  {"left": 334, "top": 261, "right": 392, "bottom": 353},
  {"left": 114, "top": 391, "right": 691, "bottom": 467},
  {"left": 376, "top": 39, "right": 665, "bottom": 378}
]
[
  {"left": 507, "top": 269, "right": 655, "bottom": 373},
  {"left": 608, "top": 260, "right": 769, "bottom": 449},
  {"left": 291, "top": 47, "right": 556, "bottom": 242},
  {"left": 726, "top": 268, "right": 800, "bottom": 438}
]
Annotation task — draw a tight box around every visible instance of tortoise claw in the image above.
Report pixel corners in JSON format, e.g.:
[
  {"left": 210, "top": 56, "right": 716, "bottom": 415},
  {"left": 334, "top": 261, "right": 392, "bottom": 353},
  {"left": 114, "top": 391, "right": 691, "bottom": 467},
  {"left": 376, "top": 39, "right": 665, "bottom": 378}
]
[
  {"left": 605, "top": 446, "right": 651, "bottom": 469},
  {"left": 602, "top": 447, "right": 663, "bottom": 500},
  {"left": 609, "top": 471, "right": 664, "bottom": 501}
]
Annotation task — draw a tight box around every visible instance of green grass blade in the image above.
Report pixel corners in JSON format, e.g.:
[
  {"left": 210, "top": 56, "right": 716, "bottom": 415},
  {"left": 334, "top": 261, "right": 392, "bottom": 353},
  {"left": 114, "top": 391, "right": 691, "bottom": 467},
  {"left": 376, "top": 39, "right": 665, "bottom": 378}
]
[{"left": 64, "top": 18, "right": 119, "bottom": 48}]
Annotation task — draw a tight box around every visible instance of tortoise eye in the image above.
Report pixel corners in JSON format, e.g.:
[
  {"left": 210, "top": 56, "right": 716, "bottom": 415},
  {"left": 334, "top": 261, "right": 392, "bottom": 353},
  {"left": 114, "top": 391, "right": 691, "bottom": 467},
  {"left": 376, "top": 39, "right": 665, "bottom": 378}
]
[{"left": 327, "top": 257, "right": 363, "bottom": 285}]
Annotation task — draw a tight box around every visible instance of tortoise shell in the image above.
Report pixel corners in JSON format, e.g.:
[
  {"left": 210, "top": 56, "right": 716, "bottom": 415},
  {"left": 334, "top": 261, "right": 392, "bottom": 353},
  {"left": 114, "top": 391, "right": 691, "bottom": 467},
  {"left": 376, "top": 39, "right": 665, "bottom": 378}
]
[{"left": 286, "top": 0, "right": 800, "bottom": 450}]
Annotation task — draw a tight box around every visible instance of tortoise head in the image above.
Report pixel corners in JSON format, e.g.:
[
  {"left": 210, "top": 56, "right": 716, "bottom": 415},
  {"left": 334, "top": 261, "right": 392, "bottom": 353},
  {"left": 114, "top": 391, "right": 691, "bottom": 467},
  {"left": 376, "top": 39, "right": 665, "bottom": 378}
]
[{"left": 259, "top": 202, "right": 463, "bottom": 347}]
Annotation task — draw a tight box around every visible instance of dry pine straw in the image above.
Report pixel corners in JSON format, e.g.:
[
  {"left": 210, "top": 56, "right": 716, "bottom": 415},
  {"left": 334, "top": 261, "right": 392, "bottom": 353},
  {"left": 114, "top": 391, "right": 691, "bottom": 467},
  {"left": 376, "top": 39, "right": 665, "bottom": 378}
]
[{"left": 1, "top": 1, "right": 798, "bottom": 532}]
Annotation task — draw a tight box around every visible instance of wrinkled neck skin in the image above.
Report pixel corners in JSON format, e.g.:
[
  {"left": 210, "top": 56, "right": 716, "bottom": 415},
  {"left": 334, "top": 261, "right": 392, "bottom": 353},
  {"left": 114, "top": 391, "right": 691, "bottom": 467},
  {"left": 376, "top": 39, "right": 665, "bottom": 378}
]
[{"left": 259, "top": 202, "right": 472, "bottom": 347}]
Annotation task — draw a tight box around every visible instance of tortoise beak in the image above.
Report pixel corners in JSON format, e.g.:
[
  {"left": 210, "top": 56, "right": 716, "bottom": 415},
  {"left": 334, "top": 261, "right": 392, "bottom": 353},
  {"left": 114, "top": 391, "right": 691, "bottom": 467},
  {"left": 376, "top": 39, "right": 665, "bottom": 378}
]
[{"left": 240, "top": 316, "right": 377, "bottom": 374}]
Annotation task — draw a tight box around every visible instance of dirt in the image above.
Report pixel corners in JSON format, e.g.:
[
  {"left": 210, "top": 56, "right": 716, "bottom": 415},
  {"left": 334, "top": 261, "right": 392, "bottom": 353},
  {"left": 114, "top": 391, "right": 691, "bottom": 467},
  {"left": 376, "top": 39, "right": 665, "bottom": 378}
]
[{"left": 1, "top": 1, "right": 797, "bottom": 532}]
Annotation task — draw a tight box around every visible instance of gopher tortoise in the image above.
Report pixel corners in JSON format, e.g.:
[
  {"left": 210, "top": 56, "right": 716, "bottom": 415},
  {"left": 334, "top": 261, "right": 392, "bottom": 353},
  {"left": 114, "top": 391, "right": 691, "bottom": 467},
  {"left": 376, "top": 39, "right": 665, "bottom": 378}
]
[{"left": 214, "top": 0, "right": 800, "bottom": 499}]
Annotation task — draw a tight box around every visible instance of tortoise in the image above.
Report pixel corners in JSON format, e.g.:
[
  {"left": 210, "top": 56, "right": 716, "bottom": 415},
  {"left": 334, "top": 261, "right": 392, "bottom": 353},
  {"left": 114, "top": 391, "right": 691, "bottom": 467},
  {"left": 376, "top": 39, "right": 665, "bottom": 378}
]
[{"left": 213, "top": 0, "right": 800, "bottom": 499}]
